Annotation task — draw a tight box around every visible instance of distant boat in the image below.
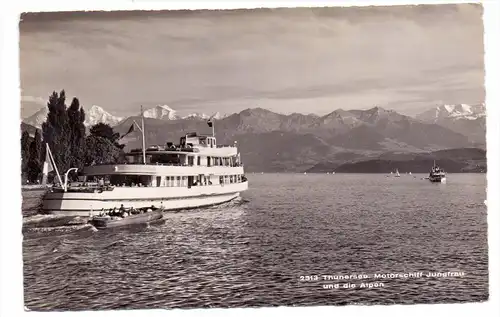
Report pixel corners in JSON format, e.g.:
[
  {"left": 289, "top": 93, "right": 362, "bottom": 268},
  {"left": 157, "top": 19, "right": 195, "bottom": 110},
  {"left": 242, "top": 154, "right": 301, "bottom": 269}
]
[
  {"left": 395, "top": 169, "right": 401, "bottom": 177},
  {"left": 409, "top": 172, "right": 412, "bottom": 175},
  {"left": 429, "top": 161, "right": 446, "bottom": 183}
]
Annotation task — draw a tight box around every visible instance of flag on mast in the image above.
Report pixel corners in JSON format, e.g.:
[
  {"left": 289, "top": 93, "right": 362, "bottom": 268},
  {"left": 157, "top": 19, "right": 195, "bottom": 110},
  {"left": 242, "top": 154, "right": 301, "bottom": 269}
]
[
  {"left": 119, "top": 124, "right": 136, "bottom": 140},
  {"left": 119, "top": 120, "right": 143, "bottom": 140},
  {"left": 125, "top": 124, "right": 135, "bottom": 135},
  {"left": 207, "top": 112, "right": 219, "bottom": 127},
  {"left": 207, "top": 113, "right": 218, "bottom": 137}
]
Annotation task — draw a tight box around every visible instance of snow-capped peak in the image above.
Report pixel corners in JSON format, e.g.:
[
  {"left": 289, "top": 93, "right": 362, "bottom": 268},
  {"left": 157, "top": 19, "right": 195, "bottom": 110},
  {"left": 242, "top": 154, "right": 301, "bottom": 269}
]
[
  {"left": 443, "top": 104, "right": 455, "bottom": 113},
  {"left": 211, "top": 112, "right": 227, "bottom": 120},
  {"left": 182, "top": 111, "right": 227, "bottom": 120},
  {"left": 22, "top": 104, "right": 123, "bottom": 128},
  {"left": 23, "top": 107, "right": 49, "bottom": 129},
  {"left": 418, "top": 103, "right": 485, "bottom": 122},
  {"left": 143, "top": 105, "right": 179, "bottom": 120},
  {"left": 183, "top": 112, "right": 211, "bottom": 120},
  {"left": 85, "top": 105, "right": 123, "bottom": 127},
  {"left": 440, "top": 103, "right": 484, "bottom": 120}
]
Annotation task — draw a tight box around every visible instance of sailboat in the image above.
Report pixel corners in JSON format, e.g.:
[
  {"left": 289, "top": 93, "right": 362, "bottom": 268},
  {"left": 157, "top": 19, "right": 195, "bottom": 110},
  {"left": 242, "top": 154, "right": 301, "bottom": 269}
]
[{"left": 394, "top": 169, "right": 401, "bottom": 177}]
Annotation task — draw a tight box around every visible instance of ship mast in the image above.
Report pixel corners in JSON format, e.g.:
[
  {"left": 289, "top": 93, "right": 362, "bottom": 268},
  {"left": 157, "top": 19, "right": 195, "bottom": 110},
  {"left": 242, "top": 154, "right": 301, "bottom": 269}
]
[
  {"left": 207, "top": 114, "right": 215, "bottom": 138},
  {"left": 141, "top": 105, "right": 146, "bottom": 165},
  {"left": 45, "top": 143, "right": 63, "bottom": 187},
  {"left": 131, "top": 107, "right": 147, "bottom": 164}
]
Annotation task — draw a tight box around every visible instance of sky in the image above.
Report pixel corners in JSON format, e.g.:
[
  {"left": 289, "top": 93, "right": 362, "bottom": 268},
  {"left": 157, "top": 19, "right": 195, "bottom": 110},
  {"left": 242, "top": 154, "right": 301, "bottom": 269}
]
[{"left": 19, "top": 4, "right": 485, "bottom": 119}]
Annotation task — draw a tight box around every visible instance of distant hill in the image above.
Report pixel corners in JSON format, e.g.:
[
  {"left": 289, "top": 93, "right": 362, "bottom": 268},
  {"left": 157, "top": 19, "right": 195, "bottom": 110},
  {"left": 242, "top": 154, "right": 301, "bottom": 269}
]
[{"left": 306, "top": 148, "right": 486, "bottom": 173}]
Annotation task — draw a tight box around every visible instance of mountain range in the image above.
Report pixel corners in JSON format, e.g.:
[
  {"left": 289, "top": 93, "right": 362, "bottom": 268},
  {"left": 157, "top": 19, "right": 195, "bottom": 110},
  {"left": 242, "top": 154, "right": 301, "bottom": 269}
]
[
  {"left": 23, "top": 105, "right": 124, "bottom": 128},
  {"left": 22, "top": 104, "right": 227, "bottom": 128},
  {"left": 21, "top": 103, "right": 486, "bottom": 172}
]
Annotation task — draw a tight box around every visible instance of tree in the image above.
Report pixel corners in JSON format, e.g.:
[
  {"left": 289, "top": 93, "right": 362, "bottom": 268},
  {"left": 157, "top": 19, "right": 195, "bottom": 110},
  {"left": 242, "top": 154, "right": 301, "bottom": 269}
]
[
  {"left": 21, "top": 130, "right": 31, "bottom": 178},
  {"left": 84, "top": 135, "right": 122, "bottom": 166},
  {"left": 67, "top": 97, "right": 86, "bottom": 169},
  {"left": 42, "top": 90, "right": 71, "bottom": 173},
  {"left": 27, "top": 129, "right": 42, "bottom": 183},
  {"left": 89, "top": 123, "right": 125, "bottom": 149}
]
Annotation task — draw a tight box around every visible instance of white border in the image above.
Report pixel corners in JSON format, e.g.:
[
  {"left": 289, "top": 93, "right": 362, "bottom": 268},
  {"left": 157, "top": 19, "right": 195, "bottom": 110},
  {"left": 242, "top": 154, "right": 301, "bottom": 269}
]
[{"left": 1, "top": 1, "right": 499, "bottom": 317}]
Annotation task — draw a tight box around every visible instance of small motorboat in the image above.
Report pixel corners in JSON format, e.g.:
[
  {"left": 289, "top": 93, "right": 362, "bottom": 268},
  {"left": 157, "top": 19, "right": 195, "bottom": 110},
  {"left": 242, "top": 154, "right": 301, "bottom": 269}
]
[{"left": 89, "top": 206, "right": 164, "bottom": 229}]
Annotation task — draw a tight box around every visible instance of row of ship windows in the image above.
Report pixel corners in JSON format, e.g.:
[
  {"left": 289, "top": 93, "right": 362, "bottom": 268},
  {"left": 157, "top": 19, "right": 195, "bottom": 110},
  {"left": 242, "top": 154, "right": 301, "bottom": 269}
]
[
  {"left": 159, "top": 174, "right": 244, "bottom": 187},
  {"left": 90, "top": 174, "right": 246, "bottom": 188},
  {"left": 126, "top": 154, "right": 241, "bottom": 167}
]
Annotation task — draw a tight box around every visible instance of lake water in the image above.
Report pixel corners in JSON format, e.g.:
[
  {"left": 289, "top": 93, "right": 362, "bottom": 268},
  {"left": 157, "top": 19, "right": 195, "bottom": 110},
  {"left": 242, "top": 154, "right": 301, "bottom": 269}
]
[{"left": 22, "top": 173, "right": 488, "bottom": 311}]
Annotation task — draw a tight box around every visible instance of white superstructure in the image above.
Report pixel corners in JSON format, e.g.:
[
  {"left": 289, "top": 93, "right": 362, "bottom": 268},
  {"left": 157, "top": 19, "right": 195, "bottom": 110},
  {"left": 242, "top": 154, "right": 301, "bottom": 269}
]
[
  {"left": 428, "top": 161, "right": 446, "bottom": 183},
  {"left": 41, "top": 113, "right": 248, "bottom": 216}
]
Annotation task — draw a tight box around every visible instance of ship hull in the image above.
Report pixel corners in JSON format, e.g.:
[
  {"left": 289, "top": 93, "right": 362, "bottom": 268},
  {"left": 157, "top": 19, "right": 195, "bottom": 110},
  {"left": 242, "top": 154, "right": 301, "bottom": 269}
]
[
  {"left": 429, "top": 176, "right": 446, "bottom": 183},
  {"left": 42, "top": 182, "right": 248, "bottom": 216}
]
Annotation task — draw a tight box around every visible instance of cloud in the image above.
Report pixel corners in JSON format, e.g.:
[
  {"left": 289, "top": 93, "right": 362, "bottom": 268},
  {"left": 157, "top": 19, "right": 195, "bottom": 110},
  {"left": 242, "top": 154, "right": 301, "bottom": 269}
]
[
  {"left": 19, "top": 4, "right": 485, "bottom": 117},
  {"left": 21, "top": 95, "right": 46, "bottom": 105}
]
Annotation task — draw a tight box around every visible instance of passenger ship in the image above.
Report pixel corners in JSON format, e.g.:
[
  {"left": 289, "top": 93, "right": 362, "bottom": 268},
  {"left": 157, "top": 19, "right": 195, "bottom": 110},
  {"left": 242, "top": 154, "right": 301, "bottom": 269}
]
[
  {"left": 41, "top": 112, "right": 248, "bottom": 216},
  {"left": 428, "top": 161, "right": 446, "bottom": 183}
]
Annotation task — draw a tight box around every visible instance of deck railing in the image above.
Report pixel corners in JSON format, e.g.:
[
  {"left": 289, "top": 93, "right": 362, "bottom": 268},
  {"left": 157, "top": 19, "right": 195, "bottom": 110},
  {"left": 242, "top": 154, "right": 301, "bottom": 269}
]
[
  {"left": 89, "top": 162, "right": 244, "bottom": 168},
  {"left": 56, "top": 179, "right": 248, "bottom": 191}
]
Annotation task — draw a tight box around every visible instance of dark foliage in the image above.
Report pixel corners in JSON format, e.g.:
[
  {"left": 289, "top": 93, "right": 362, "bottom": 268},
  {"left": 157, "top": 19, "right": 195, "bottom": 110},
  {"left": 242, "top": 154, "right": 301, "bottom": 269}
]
[
  {"left": 42, "top": 90, "right": 71, "bottom": 172},
  {"left": 67, "top": 97, "right": 86, "bottom": 170},
  {"left": 84, "top": 135, "right": 123, "bottom": 166},
  {"left": 27, "top": 129, "right": 42, "bottom": 182},
  {"left": 21, "top": 130, "right": 31, "bottom": 176},
  {"left": 90, "top": 122, "right": 125, "bottom": 149}
]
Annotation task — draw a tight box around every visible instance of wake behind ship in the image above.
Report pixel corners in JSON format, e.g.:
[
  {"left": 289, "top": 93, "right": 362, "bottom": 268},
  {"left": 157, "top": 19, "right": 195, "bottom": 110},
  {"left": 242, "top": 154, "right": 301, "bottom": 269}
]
[{"left": 41, "top": 113, "right": 248, "bottom": 216}]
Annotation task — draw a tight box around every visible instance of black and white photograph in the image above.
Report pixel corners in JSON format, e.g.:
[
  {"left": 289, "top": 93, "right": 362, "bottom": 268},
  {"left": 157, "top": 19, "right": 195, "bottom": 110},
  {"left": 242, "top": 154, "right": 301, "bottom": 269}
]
[{"left": 4, "top": 1, "right": 498, "bottom": 315}]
